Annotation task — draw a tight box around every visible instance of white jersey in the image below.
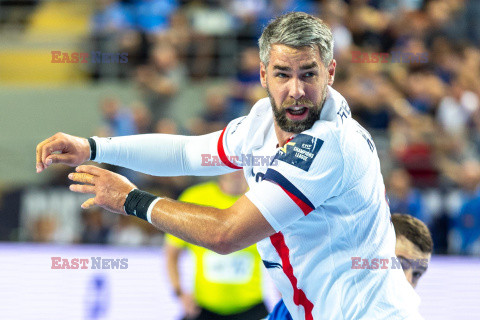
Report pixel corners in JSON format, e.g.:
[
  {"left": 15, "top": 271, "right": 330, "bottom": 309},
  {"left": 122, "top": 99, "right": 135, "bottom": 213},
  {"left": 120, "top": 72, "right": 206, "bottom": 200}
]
[{"left": 217, "top": 86, "right": 422, "bottom": 320}]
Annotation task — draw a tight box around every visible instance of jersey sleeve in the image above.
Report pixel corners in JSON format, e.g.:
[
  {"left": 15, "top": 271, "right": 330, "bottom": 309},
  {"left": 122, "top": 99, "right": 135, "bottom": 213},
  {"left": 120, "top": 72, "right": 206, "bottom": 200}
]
[
  {"left": 217, "top": 98, "right": 271, "bottom": 169},
  {"left": 216, "top": 116, "right": 250, "bottom": 169},
  {"left": 245, "top": 130, "right": 344, "bottom": 232}
]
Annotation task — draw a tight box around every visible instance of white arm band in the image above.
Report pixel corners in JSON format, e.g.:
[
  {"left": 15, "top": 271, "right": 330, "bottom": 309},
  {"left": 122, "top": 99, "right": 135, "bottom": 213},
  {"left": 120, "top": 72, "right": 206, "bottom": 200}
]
[{"left": 92, "top": 132, "right": 235, "bottom": 176}]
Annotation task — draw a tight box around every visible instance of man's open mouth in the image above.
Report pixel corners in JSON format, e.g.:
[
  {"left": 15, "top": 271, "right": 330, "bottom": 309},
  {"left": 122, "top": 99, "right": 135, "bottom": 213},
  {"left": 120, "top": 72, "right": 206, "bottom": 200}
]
[{"left": 286, "top": 106, "right": 309, "bottom": 117}]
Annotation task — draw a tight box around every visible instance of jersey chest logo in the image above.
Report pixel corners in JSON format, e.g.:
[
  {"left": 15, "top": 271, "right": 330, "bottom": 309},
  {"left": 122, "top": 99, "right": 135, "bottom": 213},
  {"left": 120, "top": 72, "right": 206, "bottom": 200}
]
[{"left": 275, "top": 134, "right": 323, "bottom": 172}]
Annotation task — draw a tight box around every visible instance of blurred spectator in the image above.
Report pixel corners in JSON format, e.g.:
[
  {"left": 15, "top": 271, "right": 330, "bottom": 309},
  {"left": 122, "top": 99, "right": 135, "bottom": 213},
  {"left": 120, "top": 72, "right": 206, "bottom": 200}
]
[
  {"left": 80, "top": 208, "right": 111, "bottom": 244},
  {"left": 188, "top": 86, "right": 229, "bottom": 135},
  {"left": 131, "top": 101, "right": 153, "bottom": 134},
  {"left": 161, "top": 11, "right": 193, "bottom": 64},
  {"left": 346, "top": 1, "right": 391, "bottom": 50},
  {"left": 91, "top": 0, "right": 130, "bottom": 36},
  {"left": 108, "top": 215, "right": 147, "bottom": 246},
  {"left": 463, "top": 0, "right": 480, "bottom": 47},
  {"left": 371, "top": 0, "right": 424, "bottom": 12},
  {"left": 124, "top": 0, "right": 179, "bottom": 35},
  {"left": 454, "top": 192, "right": 480, "bottom": 255},
  {"left": 387, "top": 168, "right": 427, "bottom": 224},
  {"left": 341, "top": 63, "right": 392, "bottom": 130},
  {"left": 389, "top": 116, "right": 439, "bottom": 188},
  {"left": 154, "top": 117, "right": 179, "bottom": 135},
  {"left": 258, "top": 0, "right": 318, "bottom": 27},
  {"left": 228, "top": 0, "right": 268, "bottom": 48},
  {"left": 228, "top": 47, "right": 263, "bottom": 120},
  {"left": 446, "top": 160, "right": 480, "bottom": 255},
  {"left": 97, "top": 97, "right": 137, "bottom": 137},
  {"left": 436, "top": 76, "right": 479, "bottom": 139},
  {"left": 30, "top": 215, "right": 57, "bottom": 243},
  {"left": 186, "top": 1, "right": 234, "bottom": 37},
  {"left": 90, "top": 0, "right": 131, "bottom": 80},
  {"left": 321, "top": 0, "right": 352, "bottom": 61},
  {"left": 143, "top": 223, "right": 165, "bottom": 246},
  {"left": 459, "top": 46, "right": 480, "bottom": 97},
  {"left": 183, "top": 1, "right": 235, "bottom": 78},
  {"left": 381, "top": 83, "right": 443, "bottom": 188},
  {"left": 136, "top": 43, "right": 187, "bottom": 122},
  {"left": 401, "top": 70, "right": 444, "bottom": 115}
]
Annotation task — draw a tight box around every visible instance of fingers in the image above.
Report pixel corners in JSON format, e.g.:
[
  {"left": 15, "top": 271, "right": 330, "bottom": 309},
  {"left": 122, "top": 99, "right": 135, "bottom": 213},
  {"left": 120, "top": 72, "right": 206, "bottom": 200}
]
[
  {"left": 76, "top": 165, "right": 105, "bottom": 176},
  {"left": 37, "top": 139, "right": 67, "bottom": 172},
  {"left": 46, "top": 153, "right": 76, "bottom": 166},
  {"left": 69, "top": 173, "right": 96, "bottom": 209},
  {"left": 69, "top": 184, "right": 95, "bottom": 194},
  {"left": 36, "top": 136, "right": 56, "bottom": 172},
  {"left": 69, "top": 172, "right": 95, "bottom": 185},
  {"left": 81, "top": 198, "right": 96, "bottom": 209},
  {"left": 41, "top": 140, "right": 66, "bottom": 164}
]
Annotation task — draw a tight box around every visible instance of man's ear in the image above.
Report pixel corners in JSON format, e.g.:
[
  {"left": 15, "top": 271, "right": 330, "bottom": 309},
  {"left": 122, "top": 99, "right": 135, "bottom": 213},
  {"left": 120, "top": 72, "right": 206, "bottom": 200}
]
[
  {"left": 327, "top": 59, "right": 336, "bottom": 86},
  {"left": 260, "top": 63, "right": 267, "bottom": 88}
]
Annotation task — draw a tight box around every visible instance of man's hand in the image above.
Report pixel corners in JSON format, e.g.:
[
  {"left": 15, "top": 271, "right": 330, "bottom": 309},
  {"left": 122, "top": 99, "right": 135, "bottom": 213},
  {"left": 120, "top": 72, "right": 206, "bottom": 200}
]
[
  {"left": 68, "top": 165, "right": 137, "bottom": 214},
  {"left": 179, "top": 293, "right": 201, "bottom": 319},
  {"left": 36, "top": 132, "right": 91, "bottom": 173}
]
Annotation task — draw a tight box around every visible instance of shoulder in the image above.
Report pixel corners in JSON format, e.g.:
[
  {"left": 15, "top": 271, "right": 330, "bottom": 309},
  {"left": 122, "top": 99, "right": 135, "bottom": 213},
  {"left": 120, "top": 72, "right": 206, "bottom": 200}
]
[
  {"left": 225, "top": 98, "right": 271, "bottom": 133},
  {"left": 222, "top": 98, "right": 274, "bottom": 154},
  {"left": 244, "top": 97, "right": 272, "bottom": 129},
  {"left": 251, "top": 97, "right": 272, "bottom": 114}
]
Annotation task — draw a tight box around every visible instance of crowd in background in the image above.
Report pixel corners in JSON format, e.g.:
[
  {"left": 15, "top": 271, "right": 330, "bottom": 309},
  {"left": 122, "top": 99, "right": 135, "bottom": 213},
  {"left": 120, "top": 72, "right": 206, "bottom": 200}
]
[{"left": 1, "top": 0, "right": 480, "bottom": 256}]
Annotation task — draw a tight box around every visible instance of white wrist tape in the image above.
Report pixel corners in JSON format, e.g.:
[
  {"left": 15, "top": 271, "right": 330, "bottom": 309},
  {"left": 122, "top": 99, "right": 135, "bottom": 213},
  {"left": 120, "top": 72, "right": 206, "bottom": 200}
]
[{"left": 146, "top": 197, "right": 162, "bottom": 224}]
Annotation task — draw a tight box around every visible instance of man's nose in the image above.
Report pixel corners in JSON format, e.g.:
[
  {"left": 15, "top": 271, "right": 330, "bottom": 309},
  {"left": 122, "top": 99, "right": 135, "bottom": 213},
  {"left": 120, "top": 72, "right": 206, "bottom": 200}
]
[{"left": 289, "top": 78, "right": 305, "bottom": 101}]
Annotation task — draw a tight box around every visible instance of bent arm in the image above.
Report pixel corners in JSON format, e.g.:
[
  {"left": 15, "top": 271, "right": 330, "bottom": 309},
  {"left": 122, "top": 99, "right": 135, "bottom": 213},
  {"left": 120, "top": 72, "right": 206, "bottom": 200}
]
[
  {"left": 93, "top": 131, "right": 235, "bottom": 176},
  {"left": 150, "top": 195, "right": 276, "bottom": 255},
  {"left": 68, "top": 165, "right": 276, "bottom": 254}
]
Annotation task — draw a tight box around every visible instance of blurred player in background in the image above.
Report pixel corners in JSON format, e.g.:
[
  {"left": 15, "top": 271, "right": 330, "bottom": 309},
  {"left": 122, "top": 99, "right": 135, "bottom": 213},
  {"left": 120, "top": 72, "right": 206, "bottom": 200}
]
[
  {"left": 165, "top": 172, "right": 269, "bottom": 320},
  {"left": 36, "top": 12, "right": 423, "bottom": 319},
  {"left": 268, "top": 213, "right": 434, "bottom": 319},
  {"left": 391, "top": 213, "right": 433, "bottom": 288}
]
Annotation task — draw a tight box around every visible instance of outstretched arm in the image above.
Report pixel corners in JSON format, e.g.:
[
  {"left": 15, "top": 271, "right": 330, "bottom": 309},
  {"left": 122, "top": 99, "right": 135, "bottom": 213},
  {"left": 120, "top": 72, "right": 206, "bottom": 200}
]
[
  {"left": 36, "top": 131, "right": 236, "bottom": 176},
  {"left": 69, "top": 165, "right": 275, "bottom": 254}
]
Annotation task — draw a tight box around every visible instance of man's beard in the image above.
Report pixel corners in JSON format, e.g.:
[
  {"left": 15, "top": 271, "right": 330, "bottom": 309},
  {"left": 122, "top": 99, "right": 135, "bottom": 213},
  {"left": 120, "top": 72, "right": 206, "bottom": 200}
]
[{"left": 267, "top": 84, "right": 327, "bottom": 134}]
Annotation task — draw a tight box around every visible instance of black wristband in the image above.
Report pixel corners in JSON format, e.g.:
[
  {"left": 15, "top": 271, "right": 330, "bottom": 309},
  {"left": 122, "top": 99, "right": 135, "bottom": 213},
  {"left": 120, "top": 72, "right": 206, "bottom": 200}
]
[
  {"left": 88, "top": 137, "right": 97, "bottom": 161},
  {"left": 124, "top": 189, "right": 157, "bottom": 221}
]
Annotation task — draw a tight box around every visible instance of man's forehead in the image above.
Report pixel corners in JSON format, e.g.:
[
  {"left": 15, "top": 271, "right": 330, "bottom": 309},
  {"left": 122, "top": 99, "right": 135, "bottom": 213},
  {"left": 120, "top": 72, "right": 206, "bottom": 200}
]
[
  {"left": 396, "top": 235, "right": 431, "bottom": 261},
  {"left": 269, "top": 44, "right": 322, "bottom": 65}
]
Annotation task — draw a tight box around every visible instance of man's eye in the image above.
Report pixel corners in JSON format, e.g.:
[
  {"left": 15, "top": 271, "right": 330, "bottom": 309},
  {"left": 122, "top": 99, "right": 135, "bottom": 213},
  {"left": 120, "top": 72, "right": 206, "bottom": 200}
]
[
  {"left": 275, "top": 73, "right": 288, "bottom": 78},
  {"left": 304, "top": 72, "right": 316, "bottom": 78}
]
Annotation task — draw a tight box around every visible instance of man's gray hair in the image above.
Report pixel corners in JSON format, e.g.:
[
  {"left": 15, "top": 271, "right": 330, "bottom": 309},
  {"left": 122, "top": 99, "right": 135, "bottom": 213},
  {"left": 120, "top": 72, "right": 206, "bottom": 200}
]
[{"left": 258, "top": 12, "right": 334, "bottom": 67}]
